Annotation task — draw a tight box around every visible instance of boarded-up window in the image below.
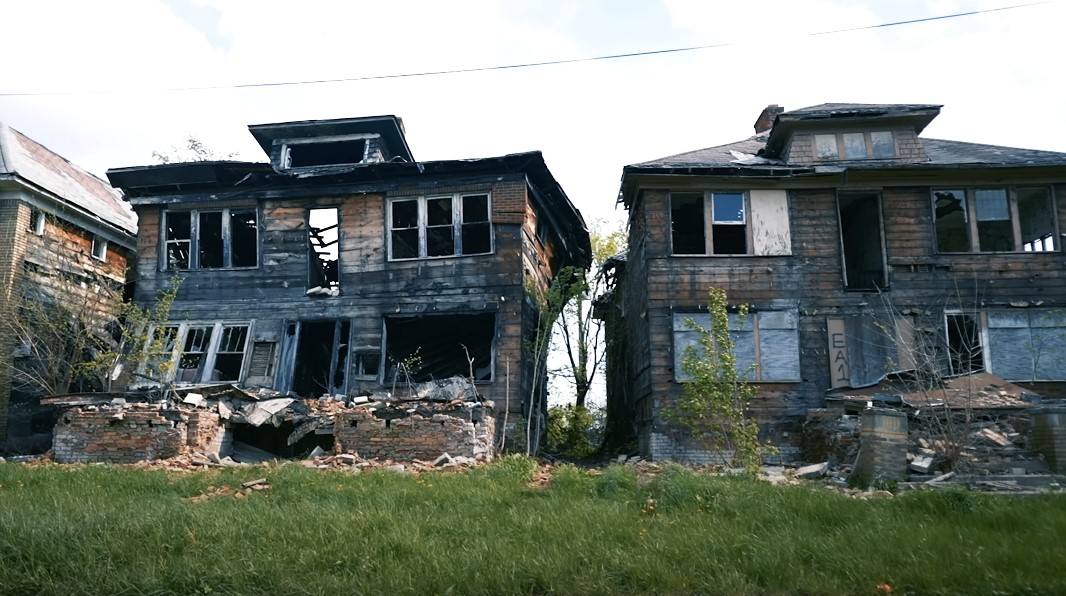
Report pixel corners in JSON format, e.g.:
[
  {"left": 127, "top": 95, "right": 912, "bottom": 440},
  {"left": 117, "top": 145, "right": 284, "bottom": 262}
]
[
  {"left": 988, "top": 310, "right": 1066, "bottom": 381},
  {"left": 826, "top": 316, "right": 914, "bottom": 389},
  {"left": 248, "top": 341, "right": 277, "bottom": 378},
  {"left": 673, "top": 310, "right": 800, "bottom": 382}
]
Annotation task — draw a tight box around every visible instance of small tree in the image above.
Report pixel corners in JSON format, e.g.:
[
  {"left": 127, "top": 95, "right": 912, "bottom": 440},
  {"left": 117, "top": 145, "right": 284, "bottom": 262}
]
[
  {"left": 152, "top": 136, "right": 238, "bottom": 164},
  {"left": 668, "top": 287, "right": 765, "bottom": 473}
]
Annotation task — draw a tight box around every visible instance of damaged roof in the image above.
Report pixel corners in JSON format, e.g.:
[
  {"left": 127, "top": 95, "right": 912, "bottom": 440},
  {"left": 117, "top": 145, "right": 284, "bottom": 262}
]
[
  {"left": 247, "top": 115, "right": 414, "bottom": 163},
  {"left": 0, "top": 122, "right": 137, "bottom": 236}
]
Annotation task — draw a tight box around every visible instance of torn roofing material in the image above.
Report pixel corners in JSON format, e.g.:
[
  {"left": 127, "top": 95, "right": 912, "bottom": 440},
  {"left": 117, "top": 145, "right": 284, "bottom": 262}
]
[{"left": 0, "top": 122, "right": 136, "bottom": 236}]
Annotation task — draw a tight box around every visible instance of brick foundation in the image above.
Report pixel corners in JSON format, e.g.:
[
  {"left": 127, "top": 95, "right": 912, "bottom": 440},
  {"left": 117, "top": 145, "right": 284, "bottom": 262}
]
[
  {"left": 334, "top": 404, "right": 495, "bottom": 461},
  {"left": 53, "top": 407, "right": 228, "bottom": 464},
  {"left": 850, "top": 408, "right": 908, "bottom": 486}
]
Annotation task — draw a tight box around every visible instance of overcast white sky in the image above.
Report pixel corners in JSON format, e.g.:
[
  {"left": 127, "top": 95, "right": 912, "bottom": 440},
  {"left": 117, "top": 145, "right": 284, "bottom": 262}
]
[{"left": 2, "top": 0, "right": 1064, "bottom": 231}]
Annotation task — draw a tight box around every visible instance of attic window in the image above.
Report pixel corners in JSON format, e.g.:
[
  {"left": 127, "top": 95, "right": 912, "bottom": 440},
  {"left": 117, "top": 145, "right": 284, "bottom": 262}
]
[
  {"left": 28, "top": 209, "right": 45, "bottom": 235},
  {"left": 91, "top": 236, "right": 107, "bottom": 261},
  {"left": 285, "top": 139, "right": 368, "bottom": 168}
]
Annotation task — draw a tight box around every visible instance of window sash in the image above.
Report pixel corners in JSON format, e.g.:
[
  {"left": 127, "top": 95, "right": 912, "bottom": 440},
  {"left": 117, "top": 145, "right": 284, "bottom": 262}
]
[
  {"left": 670, "top": 191, "right": 751, "bottom": 255},
  {"left": 388, "top": 193, "right": 493, "bottom": 260},
  {"left": 932, "top": 187, "right": 1057, "bottom": 253},
  {"left": 147, "top": 322, "right": 252, "bottom": 384}
]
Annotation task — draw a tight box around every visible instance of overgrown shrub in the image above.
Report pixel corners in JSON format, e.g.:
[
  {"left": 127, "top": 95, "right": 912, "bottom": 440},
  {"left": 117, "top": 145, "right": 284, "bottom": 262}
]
[{"left": 544, "top": 404, "right": 597, "bottom": 457}]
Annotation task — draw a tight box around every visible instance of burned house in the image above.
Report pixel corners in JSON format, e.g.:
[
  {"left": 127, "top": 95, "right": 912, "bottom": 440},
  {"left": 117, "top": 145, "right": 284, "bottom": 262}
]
[
  {"left": 105, "top": 116, "right": 590, "bottom": 455},
  {"left": 601, "top": 103, "right": 1066, "bottom": 462},
  {"left": 0, "top": 123, "right": 137, "bottom": 448}
]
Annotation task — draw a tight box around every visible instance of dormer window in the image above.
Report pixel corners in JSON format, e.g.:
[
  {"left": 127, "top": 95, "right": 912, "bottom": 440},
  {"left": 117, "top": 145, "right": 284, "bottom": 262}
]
[
  {"left": 280, "top": 134, "right": 376, "bottom": 170},
  {"left": 814, "top": 131, "right": 896, "bottom": 160}
]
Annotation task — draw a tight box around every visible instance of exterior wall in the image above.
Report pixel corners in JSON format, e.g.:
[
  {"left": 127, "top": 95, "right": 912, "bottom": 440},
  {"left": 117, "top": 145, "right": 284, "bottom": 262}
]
[
  {"left": 131, "top": 177, "right": 555, "bottom": 441},
  {"left": 0, "top": 200, "right": 31, "bottom": 442},
  {"left": 615, "top": 170, "right": 1066, "bottom": 462},
  {"left": 54, "top": 408, "right": 225, "bottom": 463},
  {"left": 334, "top": 406, "right": 495, "bottom": 461}
]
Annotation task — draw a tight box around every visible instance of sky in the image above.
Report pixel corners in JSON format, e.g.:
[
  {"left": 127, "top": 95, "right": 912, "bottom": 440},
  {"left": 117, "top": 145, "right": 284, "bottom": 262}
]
[{"left": 3, "top": 0, "right": 1065, "bottom": 235}]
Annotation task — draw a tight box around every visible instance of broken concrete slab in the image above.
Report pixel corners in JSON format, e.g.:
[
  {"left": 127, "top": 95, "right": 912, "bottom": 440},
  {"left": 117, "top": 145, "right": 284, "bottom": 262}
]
[
  {"left": 182, "top": 393, "right": 206, "bottom": 407},
  {"left": 309, "top": 445, "right": 328, "bottom": 458},
  {"left": 434, "top": 453, "right": 453, "bottom": 467},
  {"left": 910, "top": 455, "right": 935, "bottom": 474},
  {"left": 795, "top": 462, "right": 829, "bottom": 479},
  {"left": 241, "top": 398, "right": 295, "bottom": 426}
]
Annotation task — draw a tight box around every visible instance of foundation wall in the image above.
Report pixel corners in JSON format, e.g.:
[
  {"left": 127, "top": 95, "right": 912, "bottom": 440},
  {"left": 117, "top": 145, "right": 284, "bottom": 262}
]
[
  {"left": 53, "top": 408, "right": 228, "bottom": 463},
  {"left": 334, "top": 407, "right": 495, "bottom": 461}
]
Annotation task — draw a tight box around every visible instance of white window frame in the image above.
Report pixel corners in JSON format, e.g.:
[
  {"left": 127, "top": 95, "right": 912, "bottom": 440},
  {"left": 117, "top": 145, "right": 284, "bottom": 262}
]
[
  {"left": 145, "top": 321, "right": 252, "bottom": 385},
  {"left": 943, "top": 311, "right": 989, "bottom": 375},
  {"left": 162, "top": 208, "right": 259, "bottom": 270},
  {"left": 91, "top": 236, "right": 107, "bottom": 261},
  {"left": 29, "top": 209, "right": 46, "bottom": 236},
  {"left": 387, "top": 192, "right": 493, "bottom": 260}
]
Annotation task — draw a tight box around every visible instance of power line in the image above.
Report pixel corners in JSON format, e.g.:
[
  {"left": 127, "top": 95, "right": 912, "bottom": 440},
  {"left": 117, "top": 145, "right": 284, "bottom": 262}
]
[{"left": 0, "top": 0, "right": 1052, "bottom": 97}]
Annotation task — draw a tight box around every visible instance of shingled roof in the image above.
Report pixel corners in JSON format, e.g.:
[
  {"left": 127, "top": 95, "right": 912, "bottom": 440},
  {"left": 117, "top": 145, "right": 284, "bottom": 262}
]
[{"left": 0, "top": 123, "right": 136, "bottom": 235}]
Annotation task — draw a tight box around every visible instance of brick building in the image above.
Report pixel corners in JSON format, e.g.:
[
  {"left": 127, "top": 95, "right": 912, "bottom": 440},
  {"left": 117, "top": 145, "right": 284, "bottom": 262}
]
[
  {"left": 600, "top": 103, "right": 1066, "bottom": 461},
  {"left": 0, "top": 123, "right": 136, "bottom": 448}
]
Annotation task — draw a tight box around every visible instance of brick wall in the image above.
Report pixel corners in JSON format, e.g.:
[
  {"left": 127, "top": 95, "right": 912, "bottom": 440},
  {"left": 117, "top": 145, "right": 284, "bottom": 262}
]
[
  {"left": 334, "top": 404, "right": 495, "bottom": 461},
  {"left": 0, "top": 200, "right": 31, "bottom": 443},
  {"left": 53, "top": 406, "right": 227, "bottom": 463}
]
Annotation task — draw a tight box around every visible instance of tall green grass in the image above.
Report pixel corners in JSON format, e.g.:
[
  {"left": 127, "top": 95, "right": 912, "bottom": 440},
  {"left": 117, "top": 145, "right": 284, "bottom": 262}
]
[{"left": 1, "top": 458, "right": 1063, "bottom": 595}]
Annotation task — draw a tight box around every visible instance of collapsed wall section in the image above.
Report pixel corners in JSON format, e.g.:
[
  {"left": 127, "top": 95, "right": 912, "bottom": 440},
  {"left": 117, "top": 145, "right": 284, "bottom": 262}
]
[
  {"left": 53, "top": 407, "right": 226, "bottom": 464},
  {"left": 334, "top": 404, "right": 495, "bottom": 461}
]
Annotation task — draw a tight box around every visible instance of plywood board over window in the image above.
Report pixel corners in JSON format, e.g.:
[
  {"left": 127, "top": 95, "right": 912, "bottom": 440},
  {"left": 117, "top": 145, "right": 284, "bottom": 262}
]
[
  {"left": 988, "top": 309, "right": 1066, "bottom": 381},
  {"left": 673, "top": 310, "right": 800, "bottom": 382}
]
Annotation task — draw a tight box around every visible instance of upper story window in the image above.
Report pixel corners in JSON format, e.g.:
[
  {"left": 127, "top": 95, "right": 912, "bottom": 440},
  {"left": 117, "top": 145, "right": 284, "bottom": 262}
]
[
  {"left": 933, "top": 187, "right": 1056, "bottom": 253},
  {"left": 815, "top": 131, "right": 895, "bottom": 160},
  {"left": 28, "top": 209, "right": 45, "bottom": 235},
  {"left": 670, "top": 190, "right": 792, "bottom": 257},
  {"left": 164, "top": 208, "right": 259, "bottom": 270},
  {"left": 91, "top": 236, "right": 107, "bottom": 261},
  {"left": 388, "top": 193, "right": 492, "bottom": 260},
  {"left": 308, "top": 207, "right": 340, "bottom": 295},
  {"left": 280, "top": 134, "right": 375, "bottom": 170}
]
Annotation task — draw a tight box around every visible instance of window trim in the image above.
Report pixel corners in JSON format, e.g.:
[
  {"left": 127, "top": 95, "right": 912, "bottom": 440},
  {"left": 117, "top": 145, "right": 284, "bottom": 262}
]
[
  {"left": 161, "top": 207, "right": 260, "bottom": 271},
  {"left": 280, "top": 133, "right": 377, "bottom": 171},
  {"left": 943, "top": 311, "right": 989, "bottom": 375},
  {"left": 387, "top": 192, "right": 494, "bottom": 261},
  {"left": 932, "top": 186, "right": 1058, "bottom": 254},
  {"left": 672, "top": 310, "right": 801, "bottom": 382},
  {"left": 670, "top": 191, "right": 753, "bottom": 256},
  {"left": 29, "top": 209, "right": 46, "bottom": 236},
  {"left": 813, "top": 131, "right": 896, "bottom": 161}
]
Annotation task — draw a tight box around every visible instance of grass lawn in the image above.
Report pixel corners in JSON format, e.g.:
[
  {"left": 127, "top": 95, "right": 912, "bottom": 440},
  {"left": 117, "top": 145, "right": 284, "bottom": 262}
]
[{"left": 1, "top": 456, "right": 1064, "bottom": 595}]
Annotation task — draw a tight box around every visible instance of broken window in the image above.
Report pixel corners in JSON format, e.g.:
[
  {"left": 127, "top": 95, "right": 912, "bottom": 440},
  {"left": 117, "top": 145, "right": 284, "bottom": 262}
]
[
  {"left": 285, "top": 138, "right": 368, "bottom": 168},
  {"left": 307, "top": 208, "right": 340, "bottom": 294},
  {"left": 163, "top": 208, "right": 259, "bottom": 270},
  {"left": 388, "top": 193, "right": 493, "bottom": 260},
  {"left": 815, "top": 134, "right": 839, "bottom": 159},
  {"left": 385, "top": 314, "right": 495, "bottom": 383},
  {"left": 91, "top": 236, "right": 107, "bottom": 261},
  {"left": 933, "top": 187, "right": 1057, "bottom": 253},
  {"left": 673, "top": 310, "right": 800, "bottom": 382},
  {"left": 837, "top": 192, "right": 886, "bottom": 290},
  {"left": 28, "top": 208, "right": 45, "bottom": 235},
  {"left": 143, "top": 322, "right": 251, "bottom": 385},
  {"left": 247, "top": 341, "right": 278, "bottom": 378},
  {"left": 945, "top": 313, "right": 984, "bottom": 375},
  {"left": 670, "top": 192, "right": 750, "bottom": 255},
  {"left": 282, "top": 320, "right": 351, "bottom": 397},
  {"left": 352, "top": 347, "right": 382, "bottom": 380}
]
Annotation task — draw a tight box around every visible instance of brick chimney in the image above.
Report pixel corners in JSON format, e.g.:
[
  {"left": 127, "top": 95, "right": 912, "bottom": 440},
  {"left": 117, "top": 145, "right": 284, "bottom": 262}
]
[{"left": 754, "top": 104, "right": 784, "bottom": 134}]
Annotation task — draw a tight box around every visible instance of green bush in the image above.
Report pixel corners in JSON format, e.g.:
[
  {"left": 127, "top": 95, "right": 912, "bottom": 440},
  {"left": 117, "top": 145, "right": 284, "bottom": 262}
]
[{"left": 544, "top": 404, "right": 597, "bottom": 456}]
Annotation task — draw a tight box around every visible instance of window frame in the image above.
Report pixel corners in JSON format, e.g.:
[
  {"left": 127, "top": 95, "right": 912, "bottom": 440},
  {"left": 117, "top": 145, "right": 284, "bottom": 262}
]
[
  {"left": 672, "top": 310, "right": 801, "bottom": 382},
  {"left": 147, "top": 321, "right": 253, "bottom": 385},
  {"left": 91, "top": 236, "right": 107, "bottom": 261},
  {"left": 932, "top": 186, "right": 1058, "bottom": 254},
  {"left": 387, "top": 192, "right": 494, "bottom": 261},
  {"left": 280, "top": 133, "right": 377, "bottom": 171},
  {"left": 670, "top": 191, "right": 753, "bottom": 256},
  {"left": 161, "top": 207, "right": 260, "bottom": 271},
  {"left": 28, "top": 209, "right": 46, "bottom": 236},
  {"left": 813, "top": 131, "right": 896, "bottom": 161},
  {"left": 944, "top": 311, "right": 989, "bottom": 376}
]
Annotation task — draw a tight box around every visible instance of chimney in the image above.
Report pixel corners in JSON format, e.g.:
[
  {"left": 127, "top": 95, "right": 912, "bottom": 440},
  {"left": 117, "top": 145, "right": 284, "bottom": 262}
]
[{"left": 754, "top": 104, "right": 784, "bottom": 134}]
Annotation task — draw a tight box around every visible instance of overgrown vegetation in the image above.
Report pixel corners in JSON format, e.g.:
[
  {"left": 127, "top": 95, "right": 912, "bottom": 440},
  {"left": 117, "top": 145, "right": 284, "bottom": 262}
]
[
  {"left": 1, "top": 459, "right": 1063, "bottom": 594},
  {"left": 544, "top": 404, "right": 598, "bottom": 457},
  {"left": 668, "top": 287, "right": 769, "bottom": 473}
]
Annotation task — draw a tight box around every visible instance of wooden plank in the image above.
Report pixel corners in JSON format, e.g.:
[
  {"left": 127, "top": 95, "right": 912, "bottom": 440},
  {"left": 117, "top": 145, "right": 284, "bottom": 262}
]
[
  {"left": 750, "top": 190, "right": 791, "bottom": 256},
  {"left": 827, "top": 318, "right": 850, "bottom": 388}
]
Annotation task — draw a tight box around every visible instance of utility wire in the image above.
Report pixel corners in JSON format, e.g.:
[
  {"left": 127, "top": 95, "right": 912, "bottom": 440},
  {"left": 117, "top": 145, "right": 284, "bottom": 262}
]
[{"left": 0, "top": 0, "right": 1051, "bottom": 97}]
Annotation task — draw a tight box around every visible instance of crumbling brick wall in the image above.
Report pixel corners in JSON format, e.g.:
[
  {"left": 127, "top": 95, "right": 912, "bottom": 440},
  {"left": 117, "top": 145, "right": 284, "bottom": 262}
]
[
  {"left": 334, "top": 405, "right": 495, "bottom": 461},
  {"left": 53, "top": 407, "right": 227, "bottom": 463}
]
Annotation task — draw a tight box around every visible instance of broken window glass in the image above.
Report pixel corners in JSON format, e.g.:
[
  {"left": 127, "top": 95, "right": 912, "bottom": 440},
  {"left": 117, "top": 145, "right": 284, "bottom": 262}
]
[
  {"left": 933, "top": 189, "right": 970, "bottom": 252},
  {"left": 165, "top": 212, "right": 192, "bottom": 269},
  {"left": 843, "top": 133, "right": 866, "bottom": 159},
  {"left": 352, "top": 349, "right": 382, "bottom": 379},
  {"left": 179, "top": 325, "right": 213, "bottom": 381},
  {"left": 289, "top": 320, "right": 351, "bottom": 397},
  {"left": 670, "top": 192, "right": 705, "bottom": 254},
  {"left": 308, "top": 208, "right": 340, "bottom": 292},
  {"left": 870, "top": 131, "right": 894, "bottom": 158},
  {"left": 711, "top": 192, "right": 747, "bottom": 255},
  {"left": 165, "top": 208, "right": 258, "bottom": 269},
  {"left": 385, "top": 314, "right": 494, "bottom": 383},
  {"left": 946, "top": 313, "right": 983, "bottom": 375},
  {"left": 1018, "top": 187, "right": 1055, "bottom": 252},
  {"left": 974, "top": 189, "right": 1012, "bottom": 252},
  {"left": 389, "top": 193, "right": 493, "bottom": 260},
  {"left": 287, "top": 139, "right": 367, "bottom": 168},
  {"left": 213, "top": 325, "right": 249, "bottom": 382},
  {"left": 231, "top": 210, "right": 259, "bottom": 267},
  {"left": 838, "top": 193, "right": 886, "bottom": 290},
  {"left": 426, "top": 197, "right": 454, "bottom": 257},
  {"left": 198, "top": 211, "right": 224, "bottom": 268}
]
